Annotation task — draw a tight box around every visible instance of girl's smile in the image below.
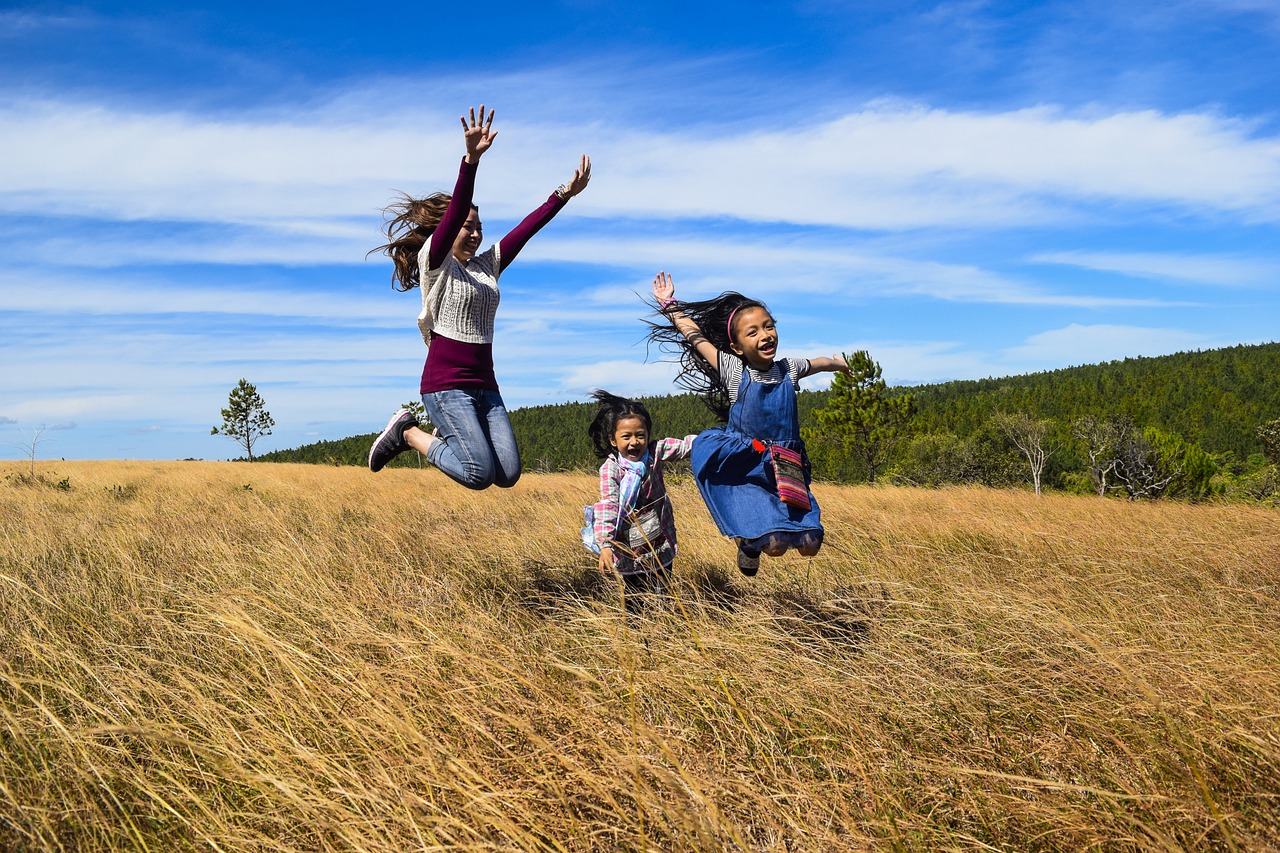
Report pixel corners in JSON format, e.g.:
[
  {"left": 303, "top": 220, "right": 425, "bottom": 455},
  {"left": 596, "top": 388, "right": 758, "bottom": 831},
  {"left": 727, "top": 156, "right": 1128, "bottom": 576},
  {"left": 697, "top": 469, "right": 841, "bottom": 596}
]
[
  {"left": 730, "top": 306, "right": 779, "bottom": 370},
  {"left": 611, "top": 415, "right": 649, "bottom": 462}
]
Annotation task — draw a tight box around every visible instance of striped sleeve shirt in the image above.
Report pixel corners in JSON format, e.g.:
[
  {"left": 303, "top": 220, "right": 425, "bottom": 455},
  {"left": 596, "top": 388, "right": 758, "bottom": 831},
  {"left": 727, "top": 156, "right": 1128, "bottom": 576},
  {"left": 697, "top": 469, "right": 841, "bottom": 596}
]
[{"left": 716, "top": 353, "right": 813, "bottom": 403}]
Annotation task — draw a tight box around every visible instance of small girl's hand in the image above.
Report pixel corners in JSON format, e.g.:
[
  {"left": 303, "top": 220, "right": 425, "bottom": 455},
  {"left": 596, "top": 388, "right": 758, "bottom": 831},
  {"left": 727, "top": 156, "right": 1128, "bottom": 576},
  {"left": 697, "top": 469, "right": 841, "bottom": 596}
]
[
  {"left": 832, "top": 354, "right": 850, "bottom": 372},
  {"left": 461, "top": 105, "right": 497, "bottom": 162},
  {"left": 560, "top": 154, "right": 592, "bottom": 197},
  {"left": 597, "top": 546, "right": 614, "bottom": 575},
  {"left": 653, "top": 270, "right": 675, "bottom": 305}
]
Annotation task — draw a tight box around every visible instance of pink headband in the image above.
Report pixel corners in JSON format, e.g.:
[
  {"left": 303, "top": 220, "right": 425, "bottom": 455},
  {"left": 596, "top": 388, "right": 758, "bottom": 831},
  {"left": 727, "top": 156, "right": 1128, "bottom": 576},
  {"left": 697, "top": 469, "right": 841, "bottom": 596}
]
[{"left": 726, "top": 307, "right": 741, "bottom": 344}]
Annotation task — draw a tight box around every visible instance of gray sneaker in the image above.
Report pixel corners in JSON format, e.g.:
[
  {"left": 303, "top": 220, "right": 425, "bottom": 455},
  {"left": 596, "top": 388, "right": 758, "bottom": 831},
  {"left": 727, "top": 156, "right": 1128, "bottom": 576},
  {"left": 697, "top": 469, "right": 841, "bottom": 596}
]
[
  {"left": 368, "top": 409, "right": 418, "bottom": 472},
  {"left": 736, "top": 544, "right": 761, "bottom": 577}
]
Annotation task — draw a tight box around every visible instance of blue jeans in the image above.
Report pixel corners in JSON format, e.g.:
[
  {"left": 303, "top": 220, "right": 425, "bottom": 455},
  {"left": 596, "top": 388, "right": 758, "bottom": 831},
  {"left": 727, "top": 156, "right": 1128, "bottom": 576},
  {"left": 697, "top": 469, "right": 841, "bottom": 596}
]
[{"left": 420, "top": 389, "right": 521, "bottom": 490}]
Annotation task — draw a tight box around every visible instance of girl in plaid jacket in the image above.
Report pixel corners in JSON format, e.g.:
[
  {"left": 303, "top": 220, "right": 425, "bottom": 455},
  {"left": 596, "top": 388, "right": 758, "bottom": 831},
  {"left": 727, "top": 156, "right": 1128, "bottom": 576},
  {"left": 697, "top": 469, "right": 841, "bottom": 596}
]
[{"left": 584, "top": 391, "right": 696, "bottom": 604}]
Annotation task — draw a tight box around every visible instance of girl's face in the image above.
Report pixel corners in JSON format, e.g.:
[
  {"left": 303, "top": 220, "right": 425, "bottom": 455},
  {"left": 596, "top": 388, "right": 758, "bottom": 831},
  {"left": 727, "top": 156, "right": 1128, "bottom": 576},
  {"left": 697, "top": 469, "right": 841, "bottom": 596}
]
[
  {"left": 611, "top": 415, "right": 650, "bottom": 462},
  {"left": 451, "top": 208, "right": 483, "bottom": 261},
  {"left": 729, "top": 306, "right": 779, "bottom": 370}
]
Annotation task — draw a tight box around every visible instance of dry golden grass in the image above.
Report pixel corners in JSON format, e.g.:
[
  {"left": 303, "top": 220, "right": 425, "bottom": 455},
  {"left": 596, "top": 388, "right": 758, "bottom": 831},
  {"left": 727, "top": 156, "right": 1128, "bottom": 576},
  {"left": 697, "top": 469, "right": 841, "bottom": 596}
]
[{"left": 2, "top": 460, "right": 1278, "bottom": 851}]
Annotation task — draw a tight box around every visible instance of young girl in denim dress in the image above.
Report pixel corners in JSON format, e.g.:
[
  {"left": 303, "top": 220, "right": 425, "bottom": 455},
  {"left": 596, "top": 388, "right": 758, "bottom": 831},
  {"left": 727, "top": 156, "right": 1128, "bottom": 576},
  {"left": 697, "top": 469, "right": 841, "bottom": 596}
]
[{"left": 648, "top": 272, "right": 849, "bottom": 575}]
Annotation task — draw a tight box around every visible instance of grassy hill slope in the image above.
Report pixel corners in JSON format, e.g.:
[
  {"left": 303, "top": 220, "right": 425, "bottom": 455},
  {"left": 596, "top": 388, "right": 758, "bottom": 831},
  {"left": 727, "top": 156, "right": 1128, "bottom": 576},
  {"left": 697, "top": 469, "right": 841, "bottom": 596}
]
[{"left": 3, "top": 460, "right": 1279, "bottom": 849}]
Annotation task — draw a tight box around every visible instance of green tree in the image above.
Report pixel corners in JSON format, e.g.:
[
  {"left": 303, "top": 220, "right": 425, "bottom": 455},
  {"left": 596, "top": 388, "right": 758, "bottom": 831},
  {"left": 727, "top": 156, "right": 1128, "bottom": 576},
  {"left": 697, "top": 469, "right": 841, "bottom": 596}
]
[
  {"left": 1161, "top": 436, "right": 1219, "bottom": 502},
  {"left": 401, "top": 400, "right": 430, "bottom": 468},
  {"left": 211, "top": 379, "right": 275, "bottom": 462},
  {"left": 402, "top": 399, "right": 429, "bottom": 427},
  {"left": 804, "top": 350, "right": 913, "bottom": 484}
]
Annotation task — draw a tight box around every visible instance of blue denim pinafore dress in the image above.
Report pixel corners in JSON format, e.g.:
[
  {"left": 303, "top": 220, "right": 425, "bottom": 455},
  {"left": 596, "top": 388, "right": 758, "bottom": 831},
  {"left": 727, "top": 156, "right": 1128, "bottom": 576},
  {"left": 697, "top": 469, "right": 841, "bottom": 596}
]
[{"left": 690, "top": 360, "right": 823, "bottom": 542}]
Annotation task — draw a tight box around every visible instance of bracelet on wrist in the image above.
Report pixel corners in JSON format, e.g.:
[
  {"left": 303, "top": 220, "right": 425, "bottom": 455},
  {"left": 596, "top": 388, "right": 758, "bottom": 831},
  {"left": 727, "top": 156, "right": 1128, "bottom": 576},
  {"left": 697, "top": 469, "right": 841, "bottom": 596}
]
[{"left": 555, "top": 184, "right": 571, "bottom": 200}]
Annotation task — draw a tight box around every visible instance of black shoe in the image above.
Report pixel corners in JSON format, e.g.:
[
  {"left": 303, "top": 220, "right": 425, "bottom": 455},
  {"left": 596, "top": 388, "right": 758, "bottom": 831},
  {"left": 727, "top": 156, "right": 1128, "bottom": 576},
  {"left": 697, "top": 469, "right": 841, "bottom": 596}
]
[
  {"left": 368, "top": 409, "right": 418, "bottom": 472},
  {"left": 737, "top": 544, "right": 760, "bottom": 577}
]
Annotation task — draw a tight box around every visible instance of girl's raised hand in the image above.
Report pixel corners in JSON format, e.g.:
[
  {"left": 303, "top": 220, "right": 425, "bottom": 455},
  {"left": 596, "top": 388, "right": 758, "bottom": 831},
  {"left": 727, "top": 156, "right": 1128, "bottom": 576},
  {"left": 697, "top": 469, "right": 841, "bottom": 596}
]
[
  {"left": 461, "top": 105, "right": 497, "bottom": 162},
  {"left": 561, "top": 154, "right": 592, "bottom": 197},
  {"left": 653, "top": 270, "right": 675, "bottom": 305}
]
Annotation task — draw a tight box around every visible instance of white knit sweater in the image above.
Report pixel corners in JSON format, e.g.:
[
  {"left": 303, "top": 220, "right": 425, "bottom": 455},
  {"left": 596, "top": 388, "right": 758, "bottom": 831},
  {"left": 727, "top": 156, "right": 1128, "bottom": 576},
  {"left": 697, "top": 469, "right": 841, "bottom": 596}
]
[{"left": 416, "top": 242, "right": 504, "bottom": 346}]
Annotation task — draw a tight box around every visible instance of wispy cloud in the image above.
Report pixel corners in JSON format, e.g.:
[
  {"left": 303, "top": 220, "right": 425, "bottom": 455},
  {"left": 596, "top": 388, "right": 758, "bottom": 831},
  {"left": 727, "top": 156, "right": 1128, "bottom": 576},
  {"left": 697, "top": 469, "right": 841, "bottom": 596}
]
[
  {"left": 3, "top": 95, "right": 1279, "bottom": 239},
  {"left": 526, "top": 237, "right": 1187, "bottom": 308},
  {"left": 1002, "top": 323, "right": 1221, "bottom": 367},
  {"left": 1031, "top": 250, "right": 1278, "bottom": 287},
  {"left": 0, "top": 270, "right": 399, "bottom": 323}
]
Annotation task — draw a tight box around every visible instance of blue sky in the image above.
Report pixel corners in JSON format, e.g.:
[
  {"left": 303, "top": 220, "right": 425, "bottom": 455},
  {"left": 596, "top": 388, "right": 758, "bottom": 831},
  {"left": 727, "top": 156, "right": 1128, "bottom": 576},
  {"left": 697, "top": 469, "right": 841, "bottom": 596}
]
[{"left": 2, "top": 1, "right": 1278, "bottom": 461}]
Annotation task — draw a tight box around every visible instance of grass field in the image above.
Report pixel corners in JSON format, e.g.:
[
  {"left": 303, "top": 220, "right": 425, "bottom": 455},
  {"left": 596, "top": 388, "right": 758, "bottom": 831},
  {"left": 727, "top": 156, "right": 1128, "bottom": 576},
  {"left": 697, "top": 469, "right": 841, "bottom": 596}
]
[{"left": 2, "top": 460, "right": 1279, "bottom": 851}]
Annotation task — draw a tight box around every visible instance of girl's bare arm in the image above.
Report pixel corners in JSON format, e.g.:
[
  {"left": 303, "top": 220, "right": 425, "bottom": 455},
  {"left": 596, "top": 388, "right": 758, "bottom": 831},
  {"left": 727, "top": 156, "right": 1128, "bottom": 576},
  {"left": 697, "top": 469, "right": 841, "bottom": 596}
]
[
  {"left": 808, "top": 355, "right": 850, "bottom": 374},
  {"left": 653, "top": 271, "right": 720, "bottom": 370}
]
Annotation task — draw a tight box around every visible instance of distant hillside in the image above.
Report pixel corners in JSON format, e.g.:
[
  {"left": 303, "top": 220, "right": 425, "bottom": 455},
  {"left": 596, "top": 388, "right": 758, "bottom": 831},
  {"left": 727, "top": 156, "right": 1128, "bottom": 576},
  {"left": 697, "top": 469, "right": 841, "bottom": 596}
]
[
  {"left": 899, "top": 342, "right": 1280, "bottom": 459},
  {"left": 259, "top": 342, "right": 1280, "bottom": 486}
]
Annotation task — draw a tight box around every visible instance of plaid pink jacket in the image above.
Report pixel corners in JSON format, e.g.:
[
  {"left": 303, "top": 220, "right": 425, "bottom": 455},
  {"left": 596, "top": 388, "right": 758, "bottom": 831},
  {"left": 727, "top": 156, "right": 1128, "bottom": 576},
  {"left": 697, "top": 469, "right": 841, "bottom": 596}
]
[{"left": 593, "top": 436, "right": 695, "bottom": 575}]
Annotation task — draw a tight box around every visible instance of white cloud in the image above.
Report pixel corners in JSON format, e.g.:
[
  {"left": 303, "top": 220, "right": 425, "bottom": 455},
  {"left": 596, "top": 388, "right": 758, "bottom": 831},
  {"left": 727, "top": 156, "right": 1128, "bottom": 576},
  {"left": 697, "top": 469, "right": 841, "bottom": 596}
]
[
  {"left": 1002, "top": 323, "right": 1220, "bottom": 367},
  {"left": 3, "top": 95, "right": 1279, "bottom": 240},
  {"left": 2, "top": 393, "right": 143, "bottom": 422},
  {"left": 521, "top": 235, "right": 1186, "bottom": 308},
  {"left": 0, "top": 270, "right": 400, "bottom": 323},
  {"left": 555, "top": 359, "right": 682, "bottom": 400},
  {"left": 1031, "top": 250, "right": 1277, "bottom": 287}
]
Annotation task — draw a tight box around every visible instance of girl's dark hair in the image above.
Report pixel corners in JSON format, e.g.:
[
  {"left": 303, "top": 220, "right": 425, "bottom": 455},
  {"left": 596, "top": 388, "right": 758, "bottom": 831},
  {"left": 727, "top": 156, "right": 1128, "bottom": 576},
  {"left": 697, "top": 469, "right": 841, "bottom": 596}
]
[
  {"left": 587, "top": 390, "right": 653, "bottom": 459},
  {"left": 368, "top": 192, "right": 478, "bottom": 291},
  {"left": 645, "top": 291, "right": 769, "bottom": 422}
]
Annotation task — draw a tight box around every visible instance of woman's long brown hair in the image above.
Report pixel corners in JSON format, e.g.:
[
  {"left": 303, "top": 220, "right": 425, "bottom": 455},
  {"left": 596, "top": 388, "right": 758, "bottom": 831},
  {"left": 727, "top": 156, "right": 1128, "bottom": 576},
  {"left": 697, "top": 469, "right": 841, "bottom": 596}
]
[{"left": 368, "top": 192, "right": 470, "bottom": 291}]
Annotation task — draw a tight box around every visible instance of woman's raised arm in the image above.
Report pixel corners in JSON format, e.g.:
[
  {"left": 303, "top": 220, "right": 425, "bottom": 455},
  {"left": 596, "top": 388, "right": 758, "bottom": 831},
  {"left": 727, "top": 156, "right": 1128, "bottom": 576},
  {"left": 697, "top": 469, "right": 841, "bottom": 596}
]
[
  {"left": 428, "top": 105, "right": 497, "bottom": 269},
  {"left": 498, "top": 154, "right": 592, "bottom": 267}
]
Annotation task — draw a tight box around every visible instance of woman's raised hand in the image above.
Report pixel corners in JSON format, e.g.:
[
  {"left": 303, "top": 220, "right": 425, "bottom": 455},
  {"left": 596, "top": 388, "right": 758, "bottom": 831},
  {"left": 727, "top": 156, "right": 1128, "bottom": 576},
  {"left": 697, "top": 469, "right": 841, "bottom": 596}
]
[
  {"left": 561, "top": 154, "right": 592, "bottom": 198},
  {"left": 461, "top": 105, "right": 497, "bottom": 162},
  {"left": 653, "top": 270, "right": 675, "bottom": 304}
]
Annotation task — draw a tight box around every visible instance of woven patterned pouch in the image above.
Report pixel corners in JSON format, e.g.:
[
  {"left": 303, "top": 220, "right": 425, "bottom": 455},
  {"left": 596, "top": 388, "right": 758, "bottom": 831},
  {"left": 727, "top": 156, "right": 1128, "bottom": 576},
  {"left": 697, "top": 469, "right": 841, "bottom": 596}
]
[{"left": 768, "top": 444, "right": 811, "bottom": 511}]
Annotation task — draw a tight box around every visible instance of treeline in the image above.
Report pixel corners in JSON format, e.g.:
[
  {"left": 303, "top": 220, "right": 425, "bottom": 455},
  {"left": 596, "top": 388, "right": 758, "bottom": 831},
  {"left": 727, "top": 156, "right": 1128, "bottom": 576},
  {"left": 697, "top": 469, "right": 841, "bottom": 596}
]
[
  {"left": 869, "top": 342, "right": 1280, "bottom": 495},
  {"left": 901, "top": 343, "right": 1278, "bottom": 458},
  {"left": 258, "top": 342, "right": 1280, "bottom": 495}
]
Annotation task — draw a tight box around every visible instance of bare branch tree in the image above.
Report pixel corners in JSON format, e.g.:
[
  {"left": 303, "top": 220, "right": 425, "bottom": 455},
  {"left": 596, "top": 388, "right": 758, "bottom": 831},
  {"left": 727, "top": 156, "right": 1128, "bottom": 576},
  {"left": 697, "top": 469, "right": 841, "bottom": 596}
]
[
  {"left": 1073, "top": 415, "right": 1123, "bottom": 497},
  {"left": 994, "top": 412, "right": 1054, "bottom": 496},
  {"left": 1110, "top": 426, "right": 1183, "bottom": 501},
  {"left": 5, "top": 426, "right": 52, "bottom": 478},
  {"left": 1259, "top": 418, "right": 1280, "bottom": 467}
]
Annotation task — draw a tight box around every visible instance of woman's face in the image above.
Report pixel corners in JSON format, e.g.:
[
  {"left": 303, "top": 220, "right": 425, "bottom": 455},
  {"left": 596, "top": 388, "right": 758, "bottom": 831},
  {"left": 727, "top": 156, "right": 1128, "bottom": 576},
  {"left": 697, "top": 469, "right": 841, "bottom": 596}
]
[
  {"left": 451, "top": 208, "right": 483, "bottom": 261},
  {"left": 611, "top": 415, "right": 650, "bottom": 462},
  {"left": 729, "top": 306, "right": 778, "bottom": 370}
]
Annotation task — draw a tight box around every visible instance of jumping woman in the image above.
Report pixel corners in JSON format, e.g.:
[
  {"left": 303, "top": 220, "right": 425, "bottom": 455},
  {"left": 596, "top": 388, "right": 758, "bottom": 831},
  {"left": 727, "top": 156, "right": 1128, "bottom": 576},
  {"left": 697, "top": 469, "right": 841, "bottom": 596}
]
[{"left": 367, "top": 106, "right": 591, "bottom": 488}]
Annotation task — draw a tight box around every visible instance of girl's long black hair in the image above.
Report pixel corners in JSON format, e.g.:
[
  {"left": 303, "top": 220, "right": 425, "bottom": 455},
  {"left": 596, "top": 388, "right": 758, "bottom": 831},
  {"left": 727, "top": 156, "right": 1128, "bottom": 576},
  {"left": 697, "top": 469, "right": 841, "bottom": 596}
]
[
  {"left": 587, "top": 390, "right": 653, "bottom": 460},
  {"left": 645, "top": 291, "right": 769, "bottom": 422}
]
